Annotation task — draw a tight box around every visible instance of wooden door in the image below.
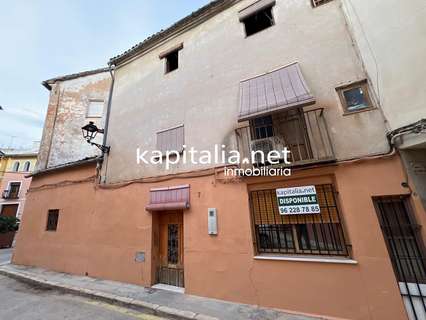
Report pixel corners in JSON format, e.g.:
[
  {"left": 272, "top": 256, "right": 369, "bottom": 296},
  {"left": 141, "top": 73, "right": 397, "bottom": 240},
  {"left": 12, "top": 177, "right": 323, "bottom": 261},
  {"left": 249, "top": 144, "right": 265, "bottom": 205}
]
[{"left": 158, "top": 211, "right": 184, "bottom": 287}]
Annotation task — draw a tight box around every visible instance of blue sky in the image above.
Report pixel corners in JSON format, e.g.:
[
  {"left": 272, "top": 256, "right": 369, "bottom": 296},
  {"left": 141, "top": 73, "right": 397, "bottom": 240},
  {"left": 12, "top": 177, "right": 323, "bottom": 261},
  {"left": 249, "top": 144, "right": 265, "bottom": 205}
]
[{"left": 0, "top": 0, "right": 210, "bottom": 149}]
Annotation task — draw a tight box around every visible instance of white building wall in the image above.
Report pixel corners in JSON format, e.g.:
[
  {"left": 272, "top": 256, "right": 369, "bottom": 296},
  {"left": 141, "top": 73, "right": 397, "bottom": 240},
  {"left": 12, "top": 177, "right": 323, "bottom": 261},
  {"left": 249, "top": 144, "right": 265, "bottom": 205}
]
[
  {"left": 104, "top": 0, "right": 390, "bottom": 183},
  {"left": 341, "top": 0, "right": 426, "bottom": 131}
]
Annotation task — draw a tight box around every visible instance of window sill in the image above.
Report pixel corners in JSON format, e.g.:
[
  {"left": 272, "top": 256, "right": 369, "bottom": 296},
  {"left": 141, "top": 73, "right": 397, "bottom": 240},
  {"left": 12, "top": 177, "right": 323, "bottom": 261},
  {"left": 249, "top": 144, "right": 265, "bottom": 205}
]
[
  {"left": 254, "top": 254, "right": 358, "bottom": 264},
  {"left": 342, "top": 107, "right": 376, "bottom": 116}
]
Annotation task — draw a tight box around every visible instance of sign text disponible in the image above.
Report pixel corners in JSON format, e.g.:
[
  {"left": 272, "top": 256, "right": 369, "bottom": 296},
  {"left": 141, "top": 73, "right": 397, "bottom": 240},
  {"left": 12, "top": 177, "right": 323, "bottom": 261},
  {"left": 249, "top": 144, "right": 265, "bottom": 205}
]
[{"left": 276, "top": 186, "right": 320, "bottom": 215}]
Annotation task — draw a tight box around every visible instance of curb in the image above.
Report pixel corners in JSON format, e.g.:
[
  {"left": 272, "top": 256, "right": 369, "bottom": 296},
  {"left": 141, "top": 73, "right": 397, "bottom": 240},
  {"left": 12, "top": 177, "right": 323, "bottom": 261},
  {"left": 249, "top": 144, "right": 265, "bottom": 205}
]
[{"left": 0, "top": 267, "right": 218, "bottom": 320}]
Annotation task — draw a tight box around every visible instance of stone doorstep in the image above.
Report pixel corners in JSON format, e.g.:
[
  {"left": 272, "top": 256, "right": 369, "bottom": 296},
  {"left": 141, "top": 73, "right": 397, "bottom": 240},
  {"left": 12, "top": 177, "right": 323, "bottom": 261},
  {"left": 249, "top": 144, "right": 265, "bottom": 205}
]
[{"left": 0, "top": 267, "right": 215, "bottom": 320}]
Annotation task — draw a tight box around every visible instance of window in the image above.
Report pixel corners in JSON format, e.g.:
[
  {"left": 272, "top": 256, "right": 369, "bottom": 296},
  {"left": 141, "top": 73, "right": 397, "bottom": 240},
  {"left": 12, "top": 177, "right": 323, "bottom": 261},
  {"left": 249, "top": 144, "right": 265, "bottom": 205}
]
[
  {"left": 251, "top": 115, "right": 274, "bottom": 139},
  {"left": 250, "top": 184, "right": 349, "bottom": 256},
  {"left": 157, "top": 125, "right": 184, "bottom": 154},
  {"left": 168, "top": 224, "right": 179, "bottom": 264},
  {"left": 373, "top": 196, "right": 426, "bottom": 283},
  {"left": 12, "top": 161, "right": 20, "bottom": 172},
  {"left": 86, "top": 100, "right": 104, "bottom": 118},
  {"left": 23, "top": 161, "right": 31, "bottom": 172},
  {"left": 46, "top": 209, "right": 59, "bottom": 231},
  {"left": 239, "top": 0, "right": 275, "bottom": 37},
  {"left": 8, "top": 182, "right": 21, "bottom": 199},
  {"left": 159, "top": 43, "right": 183, "bottom": 74},
  {"left": 165, "top": 50, "right": 179, "bottom": 73},
  {"left": 311, "top": 0, "right": 333, "bottom": 7},
  {"left": 337, "top": 80, "right": 373, "bottom": 113}
]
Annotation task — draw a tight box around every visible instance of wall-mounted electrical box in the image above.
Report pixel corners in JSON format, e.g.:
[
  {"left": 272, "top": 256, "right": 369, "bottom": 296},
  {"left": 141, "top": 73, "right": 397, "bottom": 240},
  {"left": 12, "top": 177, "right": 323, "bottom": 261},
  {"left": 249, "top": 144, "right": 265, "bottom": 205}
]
[{"left": 208, "top": 208, "right": 218, "bottom": 235}]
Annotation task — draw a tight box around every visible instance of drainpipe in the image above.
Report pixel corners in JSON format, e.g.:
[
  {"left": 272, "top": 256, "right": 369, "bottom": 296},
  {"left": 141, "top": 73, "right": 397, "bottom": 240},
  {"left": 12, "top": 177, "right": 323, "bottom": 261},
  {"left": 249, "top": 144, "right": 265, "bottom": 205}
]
[
  {"left": 103, "top": 63, "right": 115, "bottom": 148},
  {"left": 98, "top": 63, "right": 115, "bottom": 184}
]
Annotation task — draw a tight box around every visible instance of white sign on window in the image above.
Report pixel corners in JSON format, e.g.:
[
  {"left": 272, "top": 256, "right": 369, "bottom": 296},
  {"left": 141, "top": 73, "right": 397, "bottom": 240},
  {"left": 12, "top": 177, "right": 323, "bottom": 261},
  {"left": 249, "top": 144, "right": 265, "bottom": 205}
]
[{"left": 276, "top": 185, "right": 320, "bottom": 215}]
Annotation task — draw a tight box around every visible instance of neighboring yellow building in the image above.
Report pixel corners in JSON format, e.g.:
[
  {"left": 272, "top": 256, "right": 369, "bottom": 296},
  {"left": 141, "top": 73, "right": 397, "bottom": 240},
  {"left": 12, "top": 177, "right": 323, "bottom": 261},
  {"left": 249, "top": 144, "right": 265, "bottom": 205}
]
[{"left": 0, "top": 149, "right": 38, "bottom": 183}]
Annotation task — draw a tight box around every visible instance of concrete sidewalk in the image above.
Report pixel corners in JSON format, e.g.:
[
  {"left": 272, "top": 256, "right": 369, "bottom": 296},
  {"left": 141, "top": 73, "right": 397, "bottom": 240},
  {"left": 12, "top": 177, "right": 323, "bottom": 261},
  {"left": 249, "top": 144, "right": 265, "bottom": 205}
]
[
  {"left": 0, "top": 264, "right": 321, "bottom": 320},
  {"left": 0, "top": 248, "right": 13, "bottom": 265}
]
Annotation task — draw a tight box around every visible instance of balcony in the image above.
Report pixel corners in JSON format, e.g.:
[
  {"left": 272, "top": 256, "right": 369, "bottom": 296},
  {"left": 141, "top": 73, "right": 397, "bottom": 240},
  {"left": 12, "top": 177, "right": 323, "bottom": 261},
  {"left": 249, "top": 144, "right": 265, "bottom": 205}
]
[
  {"left": 235, "top": 107, "right": 335, "bottom": 169},
  {"left": 2, "top": 189, "right": 19, "bottom": 199}
]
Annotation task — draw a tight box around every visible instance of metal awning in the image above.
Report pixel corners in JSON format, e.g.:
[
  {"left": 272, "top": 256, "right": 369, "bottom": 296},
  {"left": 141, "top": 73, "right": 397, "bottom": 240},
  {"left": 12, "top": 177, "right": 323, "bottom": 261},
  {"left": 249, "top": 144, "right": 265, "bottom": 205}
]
[
  {"left": 238, "top": 62, "right": 315, "bottom": 121},
  {"left": 146, "top": 184, "right": 190, "bottom": 212}
]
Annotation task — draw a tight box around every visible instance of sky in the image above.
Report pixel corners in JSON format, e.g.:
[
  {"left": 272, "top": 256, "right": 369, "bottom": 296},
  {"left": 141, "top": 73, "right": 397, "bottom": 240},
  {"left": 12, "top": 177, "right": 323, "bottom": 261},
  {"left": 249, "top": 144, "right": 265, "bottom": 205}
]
[{"left": 0, "top": 0, "right": 210, "bottom": 150}]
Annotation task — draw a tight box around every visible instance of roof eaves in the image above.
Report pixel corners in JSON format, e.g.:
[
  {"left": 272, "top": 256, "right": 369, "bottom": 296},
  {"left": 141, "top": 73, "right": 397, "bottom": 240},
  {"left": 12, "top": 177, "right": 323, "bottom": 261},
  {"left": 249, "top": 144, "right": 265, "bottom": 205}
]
[
  {"left": 4, "top": 152, "right": 38, "bottom": 158},
  {"left": 41, "top": 67, "right": 110, "bottom": 91},
  {"left": 28, "top": 156, "right": 102, "bottom": 178},
  {"left": 109, "top": 0, "right": 240, "bottom": 66}
]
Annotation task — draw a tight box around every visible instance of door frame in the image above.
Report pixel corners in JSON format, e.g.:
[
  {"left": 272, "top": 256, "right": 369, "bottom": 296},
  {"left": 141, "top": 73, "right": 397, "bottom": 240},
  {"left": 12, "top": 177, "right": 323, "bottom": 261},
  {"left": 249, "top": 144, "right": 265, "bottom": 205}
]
[{"left": 155, "top": 210, "right": 185, "bottom": 288}]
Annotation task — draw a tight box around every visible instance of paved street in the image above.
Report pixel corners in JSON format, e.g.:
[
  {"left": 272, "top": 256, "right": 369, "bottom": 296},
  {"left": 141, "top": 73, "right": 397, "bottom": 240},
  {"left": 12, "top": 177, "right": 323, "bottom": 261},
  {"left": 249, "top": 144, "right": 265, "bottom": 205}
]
[
  {"left": 0, "top": 275, "right": 169, "bottom": 320},
  {"left": 0, "top": 248, "right": 13, "bottom": 265}
]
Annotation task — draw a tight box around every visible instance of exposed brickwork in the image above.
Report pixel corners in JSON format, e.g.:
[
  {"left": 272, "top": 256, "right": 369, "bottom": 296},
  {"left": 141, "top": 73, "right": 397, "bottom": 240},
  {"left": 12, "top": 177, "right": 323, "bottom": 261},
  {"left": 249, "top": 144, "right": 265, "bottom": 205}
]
[{"left": 37, "top": 71, "right": 111, "bottom": 170}]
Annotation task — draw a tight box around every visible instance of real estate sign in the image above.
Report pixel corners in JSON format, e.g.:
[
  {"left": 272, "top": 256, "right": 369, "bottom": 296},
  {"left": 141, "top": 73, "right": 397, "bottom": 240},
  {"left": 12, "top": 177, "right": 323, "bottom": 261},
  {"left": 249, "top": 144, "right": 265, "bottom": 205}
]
[{"left": 276, "top": 185, "right": 320, "bottom": 215}]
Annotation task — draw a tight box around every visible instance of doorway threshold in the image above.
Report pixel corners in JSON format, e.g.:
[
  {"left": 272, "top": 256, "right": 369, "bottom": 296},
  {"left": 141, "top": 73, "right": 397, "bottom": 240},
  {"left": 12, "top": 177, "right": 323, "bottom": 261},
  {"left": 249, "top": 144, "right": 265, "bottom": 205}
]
[{"left": 152, "top": 283, "right": 185, "bottom": 294}]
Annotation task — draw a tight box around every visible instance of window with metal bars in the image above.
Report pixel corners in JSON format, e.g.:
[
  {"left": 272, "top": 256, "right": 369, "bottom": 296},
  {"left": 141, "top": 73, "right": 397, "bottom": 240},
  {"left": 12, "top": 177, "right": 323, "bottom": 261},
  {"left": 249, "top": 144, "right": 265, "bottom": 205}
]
[
  {"left": 251, "top": 115, "right": 274, "bottom": 139},
  {"left": 250, "top": 184, "right": 349, "bottom": 256},
  {"left": 8, "top": 182, "right": 21, "bottom": 198},
  {"left": 373, "top": 196, "right": 426, "bottom": 284},
  {"left": 46, "top": 209, "right": 59, "bottom": 231}
]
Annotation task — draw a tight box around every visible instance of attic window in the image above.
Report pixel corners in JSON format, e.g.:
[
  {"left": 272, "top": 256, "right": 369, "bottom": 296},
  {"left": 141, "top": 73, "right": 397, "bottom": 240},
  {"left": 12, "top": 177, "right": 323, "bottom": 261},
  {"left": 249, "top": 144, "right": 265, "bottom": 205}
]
[
  {"left": 160, "top": 43, "right": 183, "bottom": 74},
  {"left": 311, "top": 0, "right": 333, "bottom": 8},
  {"left": 239, "top": 0, "right": 275, "bottom": 37},
  {"left": 165, "top": 50, "right": 179, "bottom": 73}
]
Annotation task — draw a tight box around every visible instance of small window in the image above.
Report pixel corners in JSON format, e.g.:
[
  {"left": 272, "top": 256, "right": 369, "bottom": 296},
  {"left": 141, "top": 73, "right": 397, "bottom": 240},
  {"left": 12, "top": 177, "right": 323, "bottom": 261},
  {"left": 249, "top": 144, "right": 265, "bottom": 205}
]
[
  {"left": 23, "top": 161, "right": 31, "bottom": 172},
  {"left": 165, "top": 50, "right": 179, "bottom": 73},
  {"left": 337, "top": 80, "right": 373, "bottom": 113},
  {"left": 157, "top": 125, "right": 184, "bottom": 154},
  {"left": 251, "top": 115, "right": 274, "bottom": 139},
  {"left": 12, "top": 162, "right": 20, "bottom": 172},
  {"left": 46, "top": 209, "right": 59, "bottom": 231},
  {"left": 159, "top": 43, "right": 183, "bottom": 74},
  {"left": 87, "top": 100, "right": 104, "bottom": 118},
  {"left": 240, "top": 4, "right": 275, "bottom": 37},
  {"left": 8, "top": 182, "right": 21, "bottom": 199},
  {"left": 311, "top": 0, "right": 333, "bottom": 7}
]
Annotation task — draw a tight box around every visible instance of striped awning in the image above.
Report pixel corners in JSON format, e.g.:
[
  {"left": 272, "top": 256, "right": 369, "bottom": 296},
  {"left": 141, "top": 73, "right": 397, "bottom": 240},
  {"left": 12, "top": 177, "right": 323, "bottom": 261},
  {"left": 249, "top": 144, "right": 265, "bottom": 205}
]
[
  {"left": 146, "top": 184, "right": 190, "bottom": 211},
  {"left": 238, "top": 62, "right": 315, "bottom": 121}
]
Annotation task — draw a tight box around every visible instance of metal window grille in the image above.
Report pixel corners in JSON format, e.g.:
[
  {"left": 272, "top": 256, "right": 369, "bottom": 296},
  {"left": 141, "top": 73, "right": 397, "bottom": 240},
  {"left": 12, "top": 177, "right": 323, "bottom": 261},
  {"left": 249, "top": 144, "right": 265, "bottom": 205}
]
[
  {"left": 251, "top": 115, "right": 274, "bottom": 139},
  {"left": 167, "top": 224, "right": 179, "bottom": 264},
  {"left": 250, "top": 184, "right": 349, "bottom": 256},
  {"left": 46, "top": 209, "right": 59, "bottom": 231},
  {"left": 8, "top": 182, "right": 21, "bottom": 199},
  {"left": 373, "top": 196, "right": 426, "bottom": 319}
]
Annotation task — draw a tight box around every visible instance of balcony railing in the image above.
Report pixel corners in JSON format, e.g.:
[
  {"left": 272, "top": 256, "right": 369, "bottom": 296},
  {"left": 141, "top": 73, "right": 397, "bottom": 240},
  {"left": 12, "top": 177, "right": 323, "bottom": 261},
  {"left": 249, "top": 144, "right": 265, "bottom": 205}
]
[
  {"left": 2, "top": 190, "right": 19, "bottom": 199},
  {"left": 235, "top": 108, "right": 335, "bottom": 168}
]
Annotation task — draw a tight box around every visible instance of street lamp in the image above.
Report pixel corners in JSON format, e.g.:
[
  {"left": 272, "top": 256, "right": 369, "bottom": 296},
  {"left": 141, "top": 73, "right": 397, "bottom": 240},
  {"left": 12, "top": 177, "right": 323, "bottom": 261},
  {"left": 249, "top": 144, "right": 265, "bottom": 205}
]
[{"left": 81, "top": 121, "right": 110, "bottom": 153}]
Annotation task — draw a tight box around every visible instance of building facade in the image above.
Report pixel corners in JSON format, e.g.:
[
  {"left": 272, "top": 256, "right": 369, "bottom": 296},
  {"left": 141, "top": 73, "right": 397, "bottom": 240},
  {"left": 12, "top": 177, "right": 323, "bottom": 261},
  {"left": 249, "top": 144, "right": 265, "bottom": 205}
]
[
  {"left": 13, "top": 0, "right": 426, "bottom": 319},
  {"left": 37, "top": 68, "right": 111, "bottom": 170},
  {"left": 341, "top": 2, "right": 426, "bottom": 317},
  {"left": 341, "top": 0, "right": 426, "bottom": 209},
  {"left": 0, "top": 149, "right": 37, "bottom": 247},
  {"left": 0, "top": 149, "right": 38, "bottom": 220}
]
